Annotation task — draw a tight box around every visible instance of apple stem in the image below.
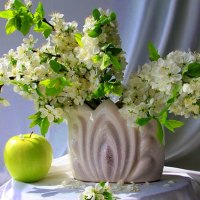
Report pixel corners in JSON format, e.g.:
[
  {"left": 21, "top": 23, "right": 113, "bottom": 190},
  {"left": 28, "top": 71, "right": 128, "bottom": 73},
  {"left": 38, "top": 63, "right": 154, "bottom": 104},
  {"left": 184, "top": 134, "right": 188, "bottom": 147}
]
[{"left": 30, "top": 131, "right": 33, "bottom": 138}]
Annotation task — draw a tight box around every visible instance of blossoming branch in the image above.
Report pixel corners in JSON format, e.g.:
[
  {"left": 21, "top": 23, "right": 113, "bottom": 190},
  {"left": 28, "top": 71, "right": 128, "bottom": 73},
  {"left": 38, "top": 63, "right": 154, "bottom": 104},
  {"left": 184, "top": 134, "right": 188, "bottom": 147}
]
[{"left": 0, "top": 0, "right": 126, "bottom": 135}]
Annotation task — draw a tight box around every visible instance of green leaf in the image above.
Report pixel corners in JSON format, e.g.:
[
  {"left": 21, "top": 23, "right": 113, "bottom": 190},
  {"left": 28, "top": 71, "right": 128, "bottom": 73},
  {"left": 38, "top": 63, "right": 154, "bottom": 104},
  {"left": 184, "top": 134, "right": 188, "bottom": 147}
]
[
  {"left": 54, "top": 118, "right": 63, "bottom": 124},
  {"left": 92, "top": 55, "right": 101, "bottom": 63},
  {"left": 92, "top": 83, "right": 105, "bottom": 98},
  {"left": 156, "top": 119, "right": 164, "bottom": 144},
  {"left": 158, "top": 111, "right": 167, "bottom": 124},
  {"left": 109, "top": 12, "right": 116, "bottom": 21},
  {"left": 104, "top": 81, "right": 123, "bottom": 96},
  {"left": 88, "top": 26, "right": 102, "bottom": 38},
  {"left": 39, "top": 79, "right": 51, "bottom": 87},
  {"left": 99, "top": 15, "right": 110, "bottom": 26},
  {"left": 49, "top": 59, "right": 66, "bottom": 73},
  {"left": 13, "top": 0, "right": 26, "bottom": 9},
  {"left": 167, "top": 84, "right": 181, "bottom": 104},
  {"left": 159, "top": 84, "right": 181, "bottom": 116},
  {"left": 110, "top": 55, "right": 121, "bottom": 70},
  {"left": 103, "top": 191, "right": 113, "bottom": 200},
  {"left": 109, "top": 47, "right": 122, "bottom": 56},
  {"left": 148, "top": 42, "right": 160, "bottom": 61},
  {"left": 102, "top": 43, "right": 122, "bottom": 56},
  {"left": 34, "top": 21, "right": 52, "bottom": 38},
  {"left": 15, "top": 15, "right": 22, "bottom": 30},
  {"left": 136, "top": 117, "right": 152, "bottom": 126},
  {"left": 100, "top": 54, "right": 111, "bottom": 70},
  {"left": 40, "top": 54, "right": 50, "bottom": 64},
  {"left": 164, "top": 119, "right": 184, "bottom": 132},
  {"left": 19, "top": 12, "right": 33, "bottom": 35},
  {"left": 22, "top": 84, "right": 30, "bottom": 93},
  {"left": 99, "top": 181, "right": 106, "bottom": 187},
  {"left": 184, "top": 62, "right": 200, "bottom": 78},
  {"left": 10, "top": 81, "right": 31, "bottom": 93},
  {"left": 36, "top": 86, "right": 44, "bottom": 97},
  {"left": 29, "top": 117, "right": 42, "bottom": 128},
  {"left": 5, "top": 18, "right": 17, "bottom": 34},
  {"left": 28, "top": 112, "right": 41, "bottom": 120},
  {"left": 93, "top": 80, "right": 123, "bottom": 99},
  {"left": 10, "top": 57, "right": 17, "bottom": 65},
  {"left": 39, "top": 77, "right": 71, "bottom": 96},
  {"left": 35, "top": 2, "right": 45, "bottom": 18},
  {"left": 40, "top": 117, "right": 50, "bottom": 136},
  {"left": 43, "top": 28, "right": 52, "bottom": 38},
  {"left": 59, "top": 77, "right": 72, "bottom": 86},
  {"left": 74, "top": 33, "right": 83, "bottom": 47},
  {"left": 45, "top": 87, "right": 60, "bottom": 96},
  {"left": 102, "top": 72, "right": 112, "bottom": 82},
  {"left": 33, "top": 2, "right": 45, "bottom": 26},
  {"left": 0, "top": 10, "right": 15, "bottom": 19},
  {"left": 92, "top": 9, "right": 100, "bottom": 20}
]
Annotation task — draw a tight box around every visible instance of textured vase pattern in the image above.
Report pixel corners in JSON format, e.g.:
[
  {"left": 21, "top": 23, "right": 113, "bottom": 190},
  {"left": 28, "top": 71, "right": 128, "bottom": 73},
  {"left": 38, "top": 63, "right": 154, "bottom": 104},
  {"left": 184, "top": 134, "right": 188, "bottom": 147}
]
[{"left": 68, "top": 100, "right": 165, "bottom": 183}]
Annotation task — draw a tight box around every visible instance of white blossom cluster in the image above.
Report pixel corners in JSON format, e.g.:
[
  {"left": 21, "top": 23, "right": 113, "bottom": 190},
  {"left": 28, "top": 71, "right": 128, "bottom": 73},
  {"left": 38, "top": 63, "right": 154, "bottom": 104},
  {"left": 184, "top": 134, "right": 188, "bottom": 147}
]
[
  {"left": 121, "top": 50, "right": 200, "bottom": 125},
  {"left": 170, "top": 77, "right": 200, "bottom": 118},
  {"left": 79, "top": 182, "right": 116, "bottom": 200},
  {"left": 0, "top": 7, "right": 126, "bottom": 126},
  {"left": 74, "top": 9, "right": 127, "bottom": 103}
]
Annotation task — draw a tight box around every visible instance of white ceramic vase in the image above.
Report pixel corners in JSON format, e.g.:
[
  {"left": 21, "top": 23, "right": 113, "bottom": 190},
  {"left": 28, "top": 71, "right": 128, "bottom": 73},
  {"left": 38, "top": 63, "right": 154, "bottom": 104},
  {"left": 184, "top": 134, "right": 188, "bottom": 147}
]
[{"left": 67, "top": 100, "right": 165, "bottom": 183}]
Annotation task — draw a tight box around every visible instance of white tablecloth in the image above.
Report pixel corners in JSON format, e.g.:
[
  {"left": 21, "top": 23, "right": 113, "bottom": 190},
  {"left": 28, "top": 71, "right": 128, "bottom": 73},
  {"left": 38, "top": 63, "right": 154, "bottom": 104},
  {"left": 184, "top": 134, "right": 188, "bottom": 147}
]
[{"left": 1, "top": 155, "right": 200, "bottom": 200}]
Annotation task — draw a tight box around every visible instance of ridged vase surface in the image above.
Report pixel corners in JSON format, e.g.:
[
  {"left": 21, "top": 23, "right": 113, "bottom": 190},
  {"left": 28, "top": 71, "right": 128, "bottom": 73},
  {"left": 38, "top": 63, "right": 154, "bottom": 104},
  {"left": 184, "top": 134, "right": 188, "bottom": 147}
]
[{"left": 68, "top": 100, "right": 164, "bottom": 183}]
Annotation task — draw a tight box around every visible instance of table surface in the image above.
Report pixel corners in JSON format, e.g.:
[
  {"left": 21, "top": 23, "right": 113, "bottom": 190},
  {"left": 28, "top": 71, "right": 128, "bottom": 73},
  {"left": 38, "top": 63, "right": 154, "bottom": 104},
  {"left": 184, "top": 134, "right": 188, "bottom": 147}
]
[{"left": 0, "top": 155, "right": 198, "bottom": 200}]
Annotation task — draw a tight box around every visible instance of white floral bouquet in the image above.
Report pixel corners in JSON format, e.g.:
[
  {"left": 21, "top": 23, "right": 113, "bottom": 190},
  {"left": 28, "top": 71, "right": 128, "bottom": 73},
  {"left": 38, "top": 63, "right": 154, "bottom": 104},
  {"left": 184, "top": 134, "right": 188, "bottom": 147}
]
[
  {"left": 80, "top": 182, "right": 116, "bottom": 200},
  {"left": 120, "top": 48, "right": 200, "bottom": 143},
  {"left": 0, "top": 0, "right": 200, "bottom": 144}
]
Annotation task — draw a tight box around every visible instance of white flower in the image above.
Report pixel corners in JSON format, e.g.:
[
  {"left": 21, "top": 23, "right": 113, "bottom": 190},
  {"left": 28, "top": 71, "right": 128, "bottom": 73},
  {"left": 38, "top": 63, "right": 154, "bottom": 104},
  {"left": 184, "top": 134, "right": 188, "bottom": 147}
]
[
  {"left": 39, "top": 105, "right": 63, "bottom": 123},
  {"left": 167, "top": 51, "right": 195, "bottom": 64},
  {"left": 50, "top": 12, "right": 65, "bottom": 30},
  {"left": 80, "top": 186, "right": 96, "bottom": 200},
  {"left": 182, "top": 84, "right": 193, "bottom": 94},
  {"left": 76, "top": 35, "right": 100, "bottom": 68},
  {"left": 83, "top": 17, "right": 96, "bottom": 32},
  {"left": 24, "top": 0, "right": 32, "bottom": 7},
  {"left": 22, "top": 35, "right": 37, "bottom": 48},
  {"left": 4, "top": 0, "right": 14, "bottom": 10},
  {"left": 50, "top": 12, "right": 64, "bottom": 24},
  {"left": 0, "top": 98, "right": 10, "bottom": 107},
  {"left": 80, "top": 182, "right": 114, "bottom": 200}
]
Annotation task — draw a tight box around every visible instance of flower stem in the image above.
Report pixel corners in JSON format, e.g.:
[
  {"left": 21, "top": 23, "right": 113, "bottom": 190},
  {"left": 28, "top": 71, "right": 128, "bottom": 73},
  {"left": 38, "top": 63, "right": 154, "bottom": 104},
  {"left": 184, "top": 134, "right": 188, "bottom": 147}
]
[
  {"left": 32, "top": 49, "right": 61, "bottom": 58},
  {"left": 42, "top": 18, "right": 55, "bottom": 31}
]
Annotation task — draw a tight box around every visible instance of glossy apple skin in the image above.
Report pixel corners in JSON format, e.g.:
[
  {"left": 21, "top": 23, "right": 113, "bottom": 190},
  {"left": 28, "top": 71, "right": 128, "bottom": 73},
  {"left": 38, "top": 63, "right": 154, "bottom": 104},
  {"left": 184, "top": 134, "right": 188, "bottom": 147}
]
[{"left": 4, "top": 133, "right": 53, "bottom": 183}]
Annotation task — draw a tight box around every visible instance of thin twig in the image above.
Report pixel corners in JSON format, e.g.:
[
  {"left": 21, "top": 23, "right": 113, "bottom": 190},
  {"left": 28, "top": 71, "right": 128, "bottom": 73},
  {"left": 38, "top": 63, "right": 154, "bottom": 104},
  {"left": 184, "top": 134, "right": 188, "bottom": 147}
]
[{"left": 42, "top": 18, "right": 55, "bottom": 31}]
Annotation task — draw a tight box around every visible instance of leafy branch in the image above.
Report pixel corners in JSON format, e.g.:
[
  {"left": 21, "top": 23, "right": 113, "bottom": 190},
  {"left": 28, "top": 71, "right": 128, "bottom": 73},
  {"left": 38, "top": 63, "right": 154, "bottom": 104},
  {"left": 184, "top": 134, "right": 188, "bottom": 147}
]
[
  {"left": 148, "top": 42, "right": 160, "bottom": 61},
  {"left": 136, "top": 44, "right": 185, "bottom": 144},
  {"left": 28, "top": 111, "right": 63, "bottom": 136},
  {"left": 88, "top": 8, "right": 116, "bottom": 38},
  {"left": 0, "top": 0, "right": 53, "bottom": 38}
]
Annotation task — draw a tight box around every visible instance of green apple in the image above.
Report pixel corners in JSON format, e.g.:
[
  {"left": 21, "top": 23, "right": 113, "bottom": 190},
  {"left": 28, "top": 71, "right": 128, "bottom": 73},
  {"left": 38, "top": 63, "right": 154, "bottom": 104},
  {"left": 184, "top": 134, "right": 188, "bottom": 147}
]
[{"left": 4, "top": 133, "right": 53, "bottom": 183}]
